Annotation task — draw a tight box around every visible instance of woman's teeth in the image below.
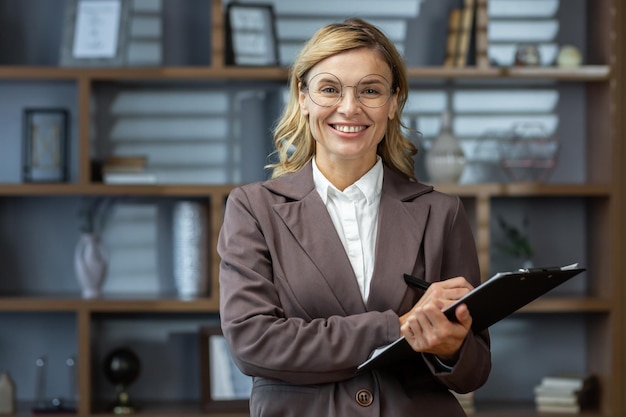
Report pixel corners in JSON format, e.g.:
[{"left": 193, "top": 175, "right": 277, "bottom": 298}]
[{"left": 332, "top": 125, "right": 366, "bottom": 133}]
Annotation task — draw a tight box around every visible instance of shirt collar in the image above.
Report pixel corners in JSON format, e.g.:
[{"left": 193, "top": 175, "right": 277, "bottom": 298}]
[{"left": 312, "top": 157, "right": 383, "bottom": 205}]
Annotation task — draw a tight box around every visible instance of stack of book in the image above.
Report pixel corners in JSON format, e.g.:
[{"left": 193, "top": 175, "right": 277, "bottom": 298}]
[
  {"left": 534, "top": 373, "right": 599, "bottom": 414},
  {"left": 450, "top": 390, "right": 475, "bottom": 414},
  {"left": 102, "top": 156, "right": 157, "bottom": 184},
  {"left": 443, "top": 0, "right": 476, "bottom": 68}
]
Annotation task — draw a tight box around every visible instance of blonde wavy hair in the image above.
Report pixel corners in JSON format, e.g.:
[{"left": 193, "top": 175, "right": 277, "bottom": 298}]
[{"left": 268, "top": 18, "right": 417, "bottom": 180}]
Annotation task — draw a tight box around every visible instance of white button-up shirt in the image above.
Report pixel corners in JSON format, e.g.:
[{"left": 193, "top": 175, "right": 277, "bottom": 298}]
[{"left": 312, "top": 157, "right": 383, "bottom": 302}]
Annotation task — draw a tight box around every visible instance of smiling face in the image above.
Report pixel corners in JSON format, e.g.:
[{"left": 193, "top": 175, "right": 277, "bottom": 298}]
[{"left": 299, "top": 47, "right": 398, "bottom": 177}]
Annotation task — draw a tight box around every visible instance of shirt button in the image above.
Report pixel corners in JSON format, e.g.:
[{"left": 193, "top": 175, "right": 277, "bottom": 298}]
[{"left": 355, "top": 389, "right": 373, "bottom": 407}]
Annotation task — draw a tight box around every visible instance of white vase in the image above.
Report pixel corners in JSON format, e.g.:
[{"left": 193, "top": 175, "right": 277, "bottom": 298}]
[
  {"left": 0, "top": 372, "right": 15, "bottom": 415},
  {"left": 172, "top": 201, "right": 209, "bottom": 299},
  {"left": 74, "top": 233, "right": 108, "bottom": 298},
  {"left": 425, "top": 111, "right": 466, "bottom": 183}
]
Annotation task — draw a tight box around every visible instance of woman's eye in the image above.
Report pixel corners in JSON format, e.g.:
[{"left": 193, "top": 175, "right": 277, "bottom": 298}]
[{"left": 361, "top": 88, "right": 381, "bottom": 96}]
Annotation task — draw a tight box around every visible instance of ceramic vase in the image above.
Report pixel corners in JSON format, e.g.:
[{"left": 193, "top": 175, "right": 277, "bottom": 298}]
[
  {"left": 0, "top": 371, "right": 15, "bottom": 415},
  {"left": 172, "top": 201, "right": 209, "bottom": 299},
  {"left": 74, "top": 233, "right": 108, "bottom": 298},
  {"left": 425, "top": 111, "right": 466, "bottom": 183}
]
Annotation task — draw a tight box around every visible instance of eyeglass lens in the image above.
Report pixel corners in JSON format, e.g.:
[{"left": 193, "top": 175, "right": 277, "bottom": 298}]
[{"left": 306, "top": 73, "right": 392, "bottom": 108}]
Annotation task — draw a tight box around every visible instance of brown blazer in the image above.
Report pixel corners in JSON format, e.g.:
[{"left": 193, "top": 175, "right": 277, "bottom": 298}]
[{"left": 218, "top": 162, "right": 491, "bottom": 417}]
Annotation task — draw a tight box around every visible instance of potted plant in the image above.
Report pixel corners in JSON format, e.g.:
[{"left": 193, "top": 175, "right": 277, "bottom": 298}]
[{"left": 495, "top": 214, "right": 534, "bottom": 269}]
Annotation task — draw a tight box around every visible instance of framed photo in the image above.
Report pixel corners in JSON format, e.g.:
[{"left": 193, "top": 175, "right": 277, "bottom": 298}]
[
  {"left": 23, "top": 109, "right": 70, "bottom": 183},
  {"left": 199, "top": 326, "right": 252, "bottom": 412},
  {"left": 225, "top": 3, "right": 280, "bottom": 66},
  {"left": 60, "top": 0, "right": 131, "bottom": 66}
]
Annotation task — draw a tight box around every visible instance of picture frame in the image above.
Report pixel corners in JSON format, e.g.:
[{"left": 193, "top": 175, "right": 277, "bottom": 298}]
[
  {"left": 199, "top": 326, "right": 252, "bottom": 412},
  {"left": 23, "top": 109, "right": 70, "bottom": 183},
  {"left": 225, "top": 3, "right": 280, "bottom": 66},
  {"left": 60, "top": 0, "right": 131, "bottom": 66}
]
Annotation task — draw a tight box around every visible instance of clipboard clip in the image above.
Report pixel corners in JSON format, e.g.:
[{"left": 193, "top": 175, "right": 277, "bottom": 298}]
[{"left": 517, "top": 262, "right": 579, "bottom": 274}]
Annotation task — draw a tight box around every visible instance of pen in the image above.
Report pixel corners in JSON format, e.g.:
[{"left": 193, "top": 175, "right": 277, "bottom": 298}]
[{"left": 403, "top": 273, "right": 431, "bottom": 291}]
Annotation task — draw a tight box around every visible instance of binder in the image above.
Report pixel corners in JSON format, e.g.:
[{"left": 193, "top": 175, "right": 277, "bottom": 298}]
[{"left": 357, "top": 264, "right": 585, "bottom": 372}]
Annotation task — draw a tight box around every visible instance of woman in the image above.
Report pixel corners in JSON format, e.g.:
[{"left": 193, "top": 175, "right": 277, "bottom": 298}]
[{"left": 218, "top": 18, "right": 491, "bottom": 417}]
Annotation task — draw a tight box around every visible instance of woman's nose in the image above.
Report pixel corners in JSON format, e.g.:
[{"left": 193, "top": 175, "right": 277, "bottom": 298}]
[{"left": 337, "top": 86, "right": 361, "bottom": 114}]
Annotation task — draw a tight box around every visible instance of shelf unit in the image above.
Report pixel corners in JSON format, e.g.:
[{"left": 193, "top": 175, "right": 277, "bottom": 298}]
[{"left": 0, "top": 0, "right": 623, "bottom": 416}]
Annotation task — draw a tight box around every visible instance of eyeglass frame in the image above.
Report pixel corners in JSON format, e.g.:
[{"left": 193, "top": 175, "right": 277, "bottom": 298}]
[{"left": 301, "top": 72, "right": 396, "bottom": 108}]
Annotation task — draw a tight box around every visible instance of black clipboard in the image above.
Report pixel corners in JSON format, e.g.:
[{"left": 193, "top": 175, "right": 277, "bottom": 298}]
[
  {"left": 357, "top": 264, "right": 585, "bottom": 372},
  {"left": 442, "top": 264, "right": 585, "bottom": 331}
]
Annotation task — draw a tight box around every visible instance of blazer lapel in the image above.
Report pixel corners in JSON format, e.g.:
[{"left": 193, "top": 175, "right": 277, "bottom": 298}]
[
  {"left": 268, "top": 164, "right": 367, "bottom": 315},
  {"left": 266, "top": 163, "right": 434, "bottom": 315},
  {"left": 366, "top": 167, "right": 432, "bottom": 313}
]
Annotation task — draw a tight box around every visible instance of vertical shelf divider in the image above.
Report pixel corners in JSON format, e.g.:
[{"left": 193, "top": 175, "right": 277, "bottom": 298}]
[
  {"left": 78, "top": 76, "right": 92, "bottom": 185},
  {"left": 211, "top": 0, "right": 225, "bottom": 69},
  {"left": 77, "top": 307, "right": 92, "bottom": 416},
  {"left": 476, "top": 192, "right": 491, "bottom": 282}
]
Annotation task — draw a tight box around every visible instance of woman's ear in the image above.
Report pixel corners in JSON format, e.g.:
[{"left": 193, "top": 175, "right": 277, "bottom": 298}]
[
  {"left": 387, "top": 88, "right": 399, "bottom": 120},
  {"left": 298, "top": 82, "right": 309, "bottom": 115}
]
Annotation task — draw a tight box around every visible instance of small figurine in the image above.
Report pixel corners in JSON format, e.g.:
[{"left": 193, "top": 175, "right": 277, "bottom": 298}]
[
  {"left": 557, "top": 45, "right": 583, "bottom": 68},
  {"left": 514, "top": 44, "right": 541, "bottom": 66}
]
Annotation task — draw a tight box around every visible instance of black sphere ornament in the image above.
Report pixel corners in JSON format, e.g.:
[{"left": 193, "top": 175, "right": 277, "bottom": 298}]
[{"left": 103, "top": 347, "right": 141, "bottom": 414}]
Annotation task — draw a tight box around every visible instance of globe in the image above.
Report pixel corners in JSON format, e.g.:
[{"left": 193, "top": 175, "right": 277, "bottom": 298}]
[
  {"left": 103, "top": 347, "right": 141, "bottom": 414},
  {"left": 103, "top": 347, "right": 141, "bottom": 386}
]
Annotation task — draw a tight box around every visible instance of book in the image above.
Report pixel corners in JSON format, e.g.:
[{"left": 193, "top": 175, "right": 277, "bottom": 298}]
[
  {"left": 536, "top": 403, "right": 580, "bottom": 414},
  {"left": 443, "top": 9, "right": 461, "bottom": 67},
  {"left": 455, "top": 0, "right": 476, "bottom": 67},
  {"left": 357, "top": 264, "right": 585, "bottom": 372},
  {"left": 534, "top": 373, "right": 599, "bottom": 413},
  {"left": 104, "top": 155, "right": 147, "bottom": 169},
  {"left": 103, "top": 172, "right": 157, "bottom": 184},
  {"left": 103, "top": 164, "right": 146, "bottom": 174},
  {"left": 535, "top": 395, "right": 579, "bottom": 406},
  {"left": 101, "top": 155, "right": 153, "bottom": 183},
  {"left": 105, "top": 155, "right": 148, "bottom": 166},
  {"left": 451, "top": 390, "right": 475, "bottom": 414},
  {"left": 539, "top": 373, "right": 595, "bottom": 391},
  {"left": 534, "top": 385, "right": 586, "bottom": 398}
]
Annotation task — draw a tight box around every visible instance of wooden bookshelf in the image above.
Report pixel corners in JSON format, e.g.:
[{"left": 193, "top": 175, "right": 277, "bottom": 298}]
[{"left": 0, "top": 0, "right": 622, "bottom": 416}]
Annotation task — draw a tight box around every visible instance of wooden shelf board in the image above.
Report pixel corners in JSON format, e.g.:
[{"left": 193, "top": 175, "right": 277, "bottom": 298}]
[
  {"left": 0, "top": 295, "right": 608, "bottom": 314},
  {"left": 0, "top": 294, "right": 219, "bottom": 313},
  {"left": 0, "top": 183, "right": 236, "bottom": 196},
  {"left": 494, "top": 183, "right": 613, "bottom": 197},
  {"left": 0, "top": 66, "right": 82, "bottom": 79},
  {"left": 85, "top": 295, "right": 220, "bottom": 312},
  {"left": 86, "top": 66, "right": 290, "bottom": 81},
  {"left": 422, "top": 183, "right": 613, "bottom": 198},
  {"left": 474, "top": 400, "right": 605, "bottom": 416},
  {"left": 505, "top": 65, "right": 611, "bottom": 80},
  {"left": 90, "top": 400, "right": 248, "bottom": 417},
  {"left": 86, "top": 399, "right": 607, "bottom": 417},
  {"left": 0, "top": 65, "right": 611, "bottom": 82},
  {"left": 16, "top": 401, "right": 77, "bottom": 416},
  {"left": 0, "top": 183, "right": 611, "bottom": 198},
  {"left": 0, "top": 65, "right": 287, "bottom": 81},
  {"left": 518, "top": 297, "right": 613, "bottom": 313},
  {"left": 407, "top": 66, "right": 501, "bottom": 78},
  {"left": 0, "top": 295, "right": 81, "bottom": 311}
]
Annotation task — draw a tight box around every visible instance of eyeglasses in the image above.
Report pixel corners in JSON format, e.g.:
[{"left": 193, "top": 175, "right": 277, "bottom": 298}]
[{"left": 303, "top": 73, "right": 394, "bottom": 108}]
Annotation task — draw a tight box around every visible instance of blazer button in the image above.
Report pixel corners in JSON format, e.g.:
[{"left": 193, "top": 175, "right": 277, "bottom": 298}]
[{"left": 355, "top": 389, "right": 373, "bottom": 407}]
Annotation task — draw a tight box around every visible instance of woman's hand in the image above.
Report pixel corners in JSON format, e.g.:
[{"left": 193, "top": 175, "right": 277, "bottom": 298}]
[{"left": 399, "top": 277, "right": 474, "bottom": 362}]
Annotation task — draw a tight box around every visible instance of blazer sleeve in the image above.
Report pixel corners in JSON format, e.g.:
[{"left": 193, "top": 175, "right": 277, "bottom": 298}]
[{"left": 424, "top": 196, "right": 491, "bottom": 393}]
